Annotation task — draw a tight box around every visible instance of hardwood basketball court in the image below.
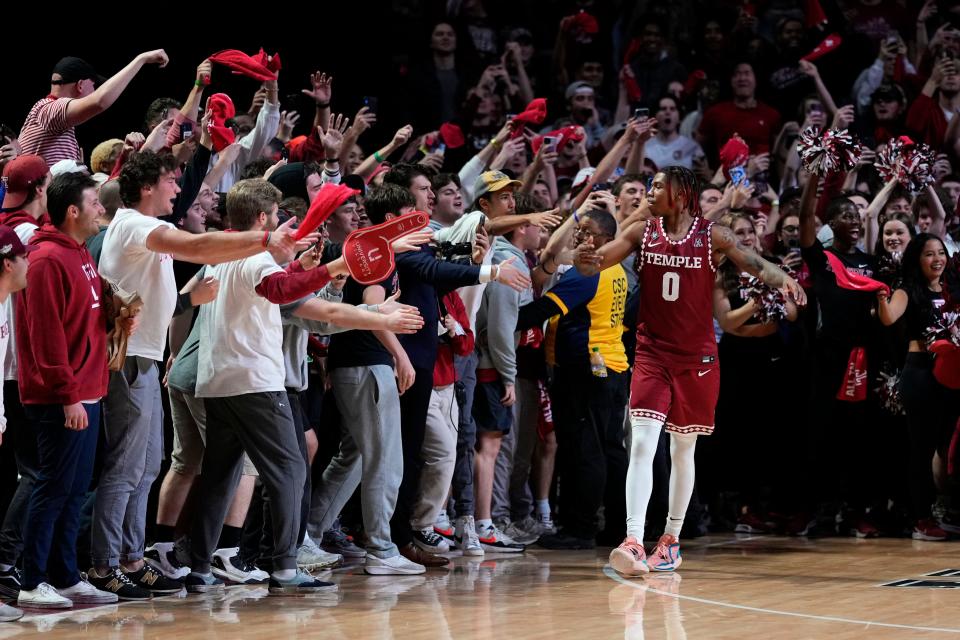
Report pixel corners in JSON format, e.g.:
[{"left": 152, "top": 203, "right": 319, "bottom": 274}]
[{"left": 6, "top": 535, "right": 959, "bottom": 639}]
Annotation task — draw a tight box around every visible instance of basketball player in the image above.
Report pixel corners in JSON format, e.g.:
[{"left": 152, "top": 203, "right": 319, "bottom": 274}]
[{"left": 575, "top": 167, "right": 804, "bottom": 576}]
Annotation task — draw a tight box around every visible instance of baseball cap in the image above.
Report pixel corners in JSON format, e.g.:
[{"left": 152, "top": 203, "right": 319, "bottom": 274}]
[
  {"left": 571, "top": 167, "right": 596, "bottom": 190},
  {"left": 2, "top": 155, "right": 50, "bottom": 211},
  {"left": 0, "top": 225, "right": 37, "bottom": 259},
  {"left": 473, "top": 171, "right": 522, "bottom": 200},
  {"left": 50, "top": 56, "right": 106, "bottom": 86},
  {"left": 565, "top": 81, "right": 595, "bottom": 100},
  {"left": 871, "top": 83, "right": 905, "bottom": 104}
]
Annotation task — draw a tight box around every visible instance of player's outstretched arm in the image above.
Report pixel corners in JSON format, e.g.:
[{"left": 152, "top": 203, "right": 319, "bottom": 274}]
[
  {"left": 574, "top": 220, "right": 646, "bottom": 277},
  {"left": 712, "top": 224, "right": 807, "bottom": 306}
]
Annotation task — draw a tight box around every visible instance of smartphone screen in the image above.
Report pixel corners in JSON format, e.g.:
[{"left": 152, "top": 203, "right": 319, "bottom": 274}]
[
  {"left": 363, "top": 96, "right": 378, "bottom": 113},
  {"left": 180, "top": 122, "right": 193, "bottom": 139},
  {"left": 634, "top": 108, "right": 649, "bottom": 119}
]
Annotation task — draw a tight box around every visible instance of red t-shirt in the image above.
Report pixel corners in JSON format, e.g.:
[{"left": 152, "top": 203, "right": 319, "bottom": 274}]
[{"left": 698, "top": 100, "right": 781, "bottom": 161}]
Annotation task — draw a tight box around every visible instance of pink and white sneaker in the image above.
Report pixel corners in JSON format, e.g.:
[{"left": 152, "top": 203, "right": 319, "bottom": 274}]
[
  {"left": 647, "top": 534, "right": 682, "bottom": 572},
  {"left": 609, "top": 537, "right": 649, "bottom": 577}
]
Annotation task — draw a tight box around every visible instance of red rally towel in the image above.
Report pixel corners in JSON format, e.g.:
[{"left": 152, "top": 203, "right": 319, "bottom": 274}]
[
  {"left": 510, "top": 98, "right": 548, "bottom": 138},
  {"left": 836, "top": 346, "right": 868, "bottom": 402},
  {"left": 440, "top": 122, "right": 465, "bottom": 149},
  {"left": 207, "top": 93, "right": 237, "bottom": 153},
  {"left": 295, "top": 183, "right": 359, "bottom": 240},
  {"left": 209, "top": 49, "right": 278, "bottom": 82},
  {"left": 719, "top": 135, "right": 750, "bottom": 178},
  {"left": 342, "top": 212, "right": 430, "bottom": 285},
  {"left": 801, "top": 33, "right": 842, "bottom": 62},
  {"left": 531, "top": 125, "right": 584, "bottom": 154},
  {"left": 824, "top": 251, "right": 890, "bottom": 296}
]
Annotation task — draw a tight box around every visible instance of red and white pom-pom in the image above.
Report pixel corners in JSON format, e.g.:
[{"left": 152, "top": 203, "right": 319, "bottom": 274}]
[
  {"left": 796, "top": 126, "right": 862, "bottom": 175},
  {"left": 876, "top": 138, "right": 936, "bottom": 193},
  {"left": 924, "top": 310, "right": 960, "bottom": 348},
  {"left": 738, "top": 275, "right": 788, "bottom": 324}
]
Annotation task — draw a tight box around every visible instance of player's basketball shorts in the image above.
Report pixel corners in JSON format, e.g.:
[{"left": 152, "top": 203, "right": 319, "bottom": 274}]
[{"left": 628, "top": 352, "right": 720, "bottom": 435}]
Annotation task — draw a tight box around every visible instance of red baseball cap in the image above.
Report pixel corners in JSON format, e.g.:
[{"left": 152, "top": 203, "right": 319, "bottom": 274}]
[
  {"left": 0, "top": 225, "right": 37, "bottom": 258},
  {"left": 2, "top": 155, "right": 50, "bottom": 210}
]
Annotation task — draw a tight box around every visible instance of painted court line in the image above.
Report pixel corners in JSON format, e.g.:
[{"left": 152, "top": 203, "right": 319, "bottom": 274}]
[{"left": 603, "top": 566, "right": 960, "bottom": 634}]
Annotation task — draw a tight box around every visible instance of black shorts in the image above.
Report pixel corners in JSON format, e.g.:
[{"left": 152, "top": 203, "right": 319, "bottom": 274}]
[{"left": 473, "top": 380, "right": 512, "bottom": 434}]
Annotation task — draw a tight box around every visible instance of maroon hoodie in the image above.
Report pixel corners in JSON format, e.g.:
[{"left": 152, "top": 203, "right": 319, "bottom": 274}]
[
  {"left": 16, "top": 224, "right": 109, "bottom": 405},
  {"left": 0, "top": 210, "right": 48, "bottom": 235}
]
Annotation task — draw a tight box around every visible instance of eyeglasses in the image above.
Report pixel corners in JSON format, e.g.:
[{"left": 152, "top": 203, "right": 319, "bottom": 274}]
[{"left": 782, "top": 225, "right": 799, "bottom": 233}]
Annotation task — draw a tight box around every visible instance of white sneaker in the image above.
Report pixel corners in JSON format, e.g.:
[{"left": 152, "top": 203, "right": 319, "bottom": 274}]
[
  {"left": 0, "top": 602, "right": 23, "bottom": 622},
  {"left": 477, "top": 523, "right": 525, "bottom": 553},
  {"left": 412, "top": 528, "right": 451, "bottom": 553},
  {"left": 537, "top": 513, "right": 558, "bottom": 536},
  {"left": 433, "top": 510, "right": 455, "bottom": 543},
  {"left": 58, "top": 579, "right": 119, "bottom": 604},
  {"left": 297, "top": 534, "right": 343, "bottom": 571},
  {"left": 144, "top": 541, "right": 190, "bottom": 580},
  {"left": 364, "top": 554, "right": 426, "bottom": 576},
  {"left": 212, "top": 548, "right": 269, "bottom": 584},
  {"left": 454, "top": 516, "right": 485, "bottom": 557},
  {"left": 17, "top": 582, "right": 73, "bottom": 609}
]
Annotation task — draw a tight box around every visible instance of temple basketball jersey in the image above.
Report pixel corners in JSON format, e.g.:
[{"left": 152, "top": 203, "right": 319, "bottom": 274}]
[{"left": 634, "top": 216, "right": 718, "bottom": 368}]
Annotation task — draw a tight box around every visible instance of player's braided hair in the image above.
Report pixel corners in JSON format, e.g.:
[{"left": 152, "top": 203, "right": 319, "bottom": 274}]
[{"left": 661, "top": 166, "right": 702, "bottom": 218}]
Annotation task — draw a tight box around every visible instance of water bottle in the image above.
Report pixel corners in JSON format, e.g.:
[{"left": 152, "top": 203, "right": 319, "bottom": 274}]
[{"left": 590, "top": 347, "right": 608, "bottom": 378}]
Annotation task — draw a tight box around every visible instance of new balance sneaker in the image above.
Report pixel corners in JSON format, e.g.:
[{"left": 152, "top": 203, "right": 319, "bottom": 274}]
[
  {"left": 124, "top": 565, "right": 184, "bottom": 595},
  {"left": 0, "top": 567, "right": 21, "bottom": 599},
  {"left": 145, "top": 541, "right": 190, "bottom": 580},
  {"left": 17, "top": 582, "right": 72, "bottom": 609},
  {"left": 297, "top": 534, "right": 342, "bottom": 571},
  {"left": 912, "top": 519, "right": 948, "bottom": 541},
  {"left": 212, "top": 548, "right": 270, "bottom": 584},
  {"left": 0, "top": 603, "right": 23, "bottom": 622},
  {"left": 364, "top": 554, "right": 426, "bottom": 576},
  {"left": 321, "top": 522, "right": 366, "bottom": 558},
  {"left": 433, "top": 510, "right": 455, "bottom": 544},
  {"left": 609, "top": 537, "right": 649, "bottom": 578},
  {"left": 58, "top": 579, "right": 119, "bottom": 604},
  {"left": 503, "top": 516, "right": 543, "bottom": 545},
  {"left": 268, "top": 570, "right": 338, "bottom": 595},
  {"left": 454, "top": 515, "right": 485, "bottom": 557},
  {"left": 477, "top": 523, "right": 525, "bottom": 553},
  {"left": 413, "top": 528, "right": 451, "bottom": 554},
  {"left": 86, "top": 568, "right": 151, "bottom": 601},
  {"left": 647, "top": 534, "right": 682, "bottom": 572},
  {"left": 184, "top": 571, "right": 225, "bottom": 594}
]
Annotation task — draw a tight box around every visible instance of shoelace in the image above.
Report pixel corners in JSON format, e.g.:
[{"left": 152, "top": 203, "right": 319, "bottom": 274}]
[
  {"left": 421, "top": 530, "right": 444, "bottom": 545},
  {"left": 37, "top": 583, "right": 61, "bottom": 598}
]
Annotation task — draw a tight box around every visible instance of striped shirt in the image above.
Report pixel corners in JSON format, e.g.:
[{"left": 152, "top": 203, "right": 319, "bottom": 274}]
[{"left": 19, "top": 97, "right": 81, "bottom": 165}]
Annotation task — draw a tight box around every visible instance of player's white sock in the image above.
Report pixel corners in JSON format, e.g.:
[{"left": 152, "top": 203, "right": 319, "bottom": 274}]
[
  {"left": 664, "top": 433, "right": 698, "bottom": 538},
  {"left": 625, "top": 417, "right": 663, "bottom": 540}
]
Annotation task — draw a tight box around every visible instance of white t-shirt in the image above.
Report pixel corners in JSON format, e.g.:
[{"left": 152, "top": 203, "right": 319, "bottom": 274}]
[
  {"left": 644, "top": 135, "right": 704, "bottom": 171},
  {"left": 0, "top": 298, "right": 10, "bottom": 432},
  {"left": 98, "top": 208, "right": 177, "bottom": 362},
  {"left": 4, "top": 221, "right": 40, "bottom": 381},
  {"left": 195, "top": 252, "right": 285, "bottom": 398}
]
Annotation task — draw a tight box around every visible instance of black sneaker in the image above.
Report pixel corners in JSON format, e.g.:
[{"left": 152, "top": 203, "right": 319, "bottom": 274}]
[
  {"left": 537, "top": 532, "right": 596, "bottom": 550},
  {"left": 87, "top": 567, "right": 152, "bottom": 601},
  {"left": 0, "top": 567, "right": 21, "bottom": 598},
  {"left": 124, "top": 565, "right": 184, "bottom": 595},
  {"left": 268, "top": 570, "right": 338, "bottom": 596},
  {"left": 184, "top": 572, "right": 225, "bottom": 594}
]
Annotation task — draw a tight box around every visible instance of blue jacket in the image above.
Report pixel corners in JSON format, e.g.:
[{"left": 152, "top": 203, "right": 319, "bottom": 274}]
[{"left": 396, "top": 247, "right": 483, "bottom": 371}]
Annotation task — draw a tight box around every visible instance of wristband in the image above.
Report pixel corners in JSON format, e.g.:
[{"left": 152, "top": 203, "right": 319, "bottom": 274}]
[
  {"left": 373, "top": 151, "right": 384, "bottom": 163},
  {"left": 194, "top": 79, "right": 206, "bottom": 88},
  {"left": 325, "top": 157, "right": 340, "bottom": 163},
  {"left": 771, "top": 200, "right": 780, "bottom": 206},
  {"left": 540, "top": 261, "right": 555, "bottom": 275},
  {"left": 573, "top": 212, "right": 581, "bottom": 223},
  {"left": 316, "top": 101, "right": 330, "bottom": 108},
  {"left": 490, "top": 138, "right": 502, "bottom": 149},
  {"left": 178, "top": 292, "right": 194, "bottom": 310}
]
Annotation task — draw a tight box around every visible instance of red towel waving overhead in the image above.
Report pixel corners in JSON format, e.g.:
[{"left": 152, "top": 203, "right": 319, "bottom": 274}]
[
  {"left": 209, "top": 49, "right": 278, "bottom": 82},
  {"left": 250, "top": 48, "right": 282, "bottom": 73},
  {"left": 295, "top": 183, "right": 359, "bottom": 240},
  {"left": 531, "top": 125, "right": 585, "bottom": 154},
  {"left": 207, "top": 93, "right": 237, "bottom": 153},
  {"left": 440, "top": 122, "right": 465, "bottom": 149},
  {"left": 801, "top": 34, "right": 842, "bottom": 62},
  {"left": 825, "top": 251, "right": 891, "bottom": 296},
  {"left": 719, "top": 134, "right": 750, "bottom": 178},
  {"left": 510, "top": 98, "right": 548, "bottom": 137},
  {"left": 343, "top": 212, "right": 431, "bottom": 285}
]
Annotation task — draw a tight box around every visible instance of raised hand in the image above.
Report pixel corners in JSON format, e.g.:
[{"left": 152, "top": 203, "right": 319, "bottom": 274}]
[
  {"left": 279, "top": 110, "right": 300, "bottom": 141},
  {"left": 0, "top": 136, "right": 20, "bottom": 166},
  {"left": 270, "top": 216, "right": 319, "bottom": 263},
  {"left": 196, "top": 59, "right": 212, "bottom": 86},
  {"left": 124, "top": 131, "right": 146, "bottom": 153},
  {"left": 391, "top": 229, "right": 433, "bottom": 253},
  {"left": 321, "top": 113, "right": 350, "bottom": 157},
  {"left": 351, "top": 106, "right": 377, "bottom": 136},
  {"left": 392, "top": 124, "right": 414, "bottom": 149},
  {"left": 831, "top": 105, "right": 855, "bottom": 130},
  {"left": 143, "top": 118, "right": 174, "bottom": 152},
  {"left": 528, "top": 210, "right": 563, "bottom": 229},
  {"left": 472, "top": 225, "right": 490, "bottom": 264},
  {"left": 139, "top": 49, "right": 169, "bottom": 68},
  {"left": 302, "top": 72, "right": 333, "bottom": 105}
]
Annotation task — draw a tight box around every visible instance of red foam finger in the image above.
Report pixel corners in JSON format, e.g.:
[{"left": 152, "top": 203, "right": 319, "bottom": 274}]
[{"left": 342, "top": 212, "right": 430, "bottom": 285}]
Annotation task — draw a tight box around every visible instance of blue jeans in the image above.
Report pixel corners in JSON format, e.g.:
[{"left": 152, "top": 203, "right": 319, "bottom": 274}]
[{"left": 21, "top": 403, "right": 99, "bottom": 591}]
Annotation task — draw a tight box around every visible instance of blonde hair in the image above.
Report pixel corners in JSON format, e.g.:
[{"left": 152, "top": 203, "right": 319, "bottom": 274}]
[{"left": 226, "top": 179, "right": 282, "bottom": 230}]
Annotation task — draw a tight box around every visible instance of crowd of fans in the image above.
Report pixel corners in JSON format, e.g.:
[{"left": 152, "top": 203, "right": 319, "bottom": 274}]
[{"left": 0, "top": 0, "right": 960, "bottom": 619}]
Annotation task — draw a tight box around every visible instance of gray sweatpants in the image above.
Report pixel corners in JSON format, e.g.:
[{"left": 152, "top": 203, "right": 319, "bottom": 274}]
[
  {"left": 190, "top": 391, "right": 305, "bottom": 573},
  {"left": 92, "top": 357, "right": 163, "bottom": 567},
  {"left": 308, "top": 365, "right": 402, "bottom": 559},
  {"left": 492, "top": 378, "right": 538, "bottom": 522},
  {"left": 451, "top": 351, "right": 478, "bottom": 518}
]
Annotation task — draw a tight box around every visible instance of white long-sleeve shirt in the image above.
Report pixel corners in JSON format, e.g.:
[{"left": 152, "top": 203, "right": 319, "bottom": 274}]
[{"left": 208, "top": 101, "right": 281, "bottom": 193}]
